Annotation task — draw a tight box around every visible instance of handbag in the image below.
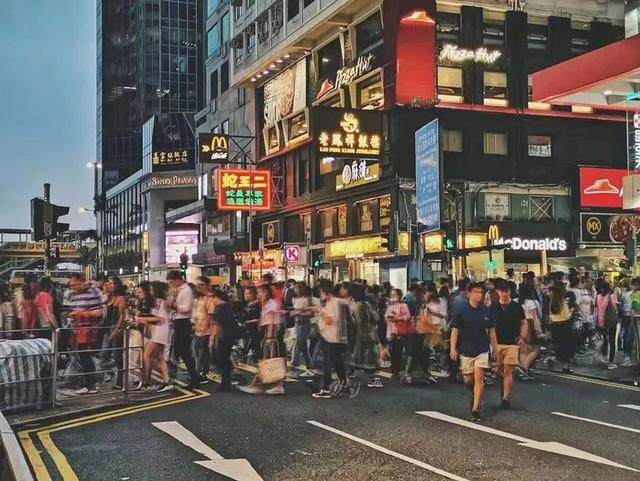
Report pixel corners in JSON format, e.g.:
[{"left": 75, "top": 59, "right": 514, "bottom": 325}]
[
  {"left": 394, "top": 319, "right": 415, "bottom": 336},
  {"left": 258, "top": 337, "right": 286, "bottom": 384},
  {"left": 415, "top": 311, "right": 439, "bottom": 335},
  {"left": 604, "top": 298, "right": 618, "bottom": 329}
]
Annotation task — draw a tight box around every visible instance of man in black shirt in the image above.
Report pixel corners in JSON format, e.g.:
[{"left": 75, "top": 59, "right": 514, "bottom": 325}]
[
  {"left": 210, "top": 289, "right": 238, "bottom": 392},
  {"left": 451, "top": 282, "right": 498, "bottom": 421},
  {"left": 491, "top": 282, "right": 527, "bottom": 409}
]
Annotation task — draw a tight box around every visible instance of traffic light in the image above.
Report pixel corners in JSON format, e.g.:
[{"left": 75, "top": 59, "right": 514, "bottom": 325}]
[
  {"left": 312, "top": 252, "right": 324, "bottom": 268},
  {"left": 31, "top": 198, "right": 46, "bottom": 241},
  {"left": 443, "top": 227, "right": 457, "bottom": 251},
  {"left": 49, "top": 203, "right": 70, "bottom": 238},
  {"left": 381, "top": 225, "right": 397, "bottom": 252}
]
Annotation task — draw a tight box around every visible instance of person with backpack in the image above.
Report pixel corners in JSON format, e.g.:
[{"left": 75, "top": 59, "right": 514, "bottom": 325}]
[{"left": 594, "top": 281, "right": 619, "bottom": 369}]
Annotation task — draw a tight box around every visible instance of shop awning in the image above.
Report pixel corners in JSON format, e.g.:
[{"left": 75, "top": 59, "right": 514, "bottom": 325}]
[{"left": 532, "top": 35, "right": 640, "bottom": 111}]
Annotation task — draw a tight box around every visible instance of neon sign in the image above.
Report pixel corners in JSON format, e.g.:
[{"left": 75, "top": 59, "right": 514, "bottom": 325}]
[
  {"left": 217, "top": 169, "right": 272, "bottom": 211},
  {"left": 315, "top": 109, "right": 382, "bottom": 158},
  {"left": 493, "top": 237, "right": 567, "bottom": 251},
  {"left": 439, "top": 44, "right": 502, "bottom": 65}
]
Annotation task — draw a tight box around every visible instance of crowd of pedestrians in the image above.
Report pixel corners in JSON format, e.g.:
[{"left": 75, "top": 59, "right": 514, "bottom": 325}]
[{"left": 0, "top": 267, "right": 638, "bottom": 420}]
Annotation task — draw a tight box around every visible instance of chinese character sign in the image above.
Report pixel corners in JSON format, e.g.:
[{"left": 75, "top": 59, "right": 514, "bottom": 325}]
[
  {"left": 217, "top": 169, "right": 272, "bottom": 211},
  {"left": 313, "top": 107, "right": 382, "bottom": 159},
  {"left": 152, "top": 149, "right": 194, "bottom": 172},
  {"left": 416, "top": 119, "right": 440, "bottom": 234}
]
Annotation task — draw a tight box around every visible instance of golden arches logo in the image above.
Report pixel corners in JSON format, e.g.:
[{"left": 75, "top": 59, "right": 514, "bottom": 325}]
[
  {"left": 488, "top": 224, "right": 500, "bottom": 241},
  {"left": 201, "top": 135, "right": 228, "bottom": 153}
]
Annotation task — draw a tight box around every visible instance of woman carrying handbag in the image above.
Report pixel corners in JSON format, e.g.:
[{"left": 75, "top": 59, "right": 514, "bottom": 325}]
[{"left": 385, "top": 289, "right": 413, "bottom": 379}]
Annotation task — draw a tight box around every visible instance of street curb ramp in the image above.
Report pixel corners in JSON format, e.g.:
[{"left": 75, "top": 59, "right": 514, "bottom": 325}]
[{"left": 0, "top": 411, "right": 34, "bottom": 481}]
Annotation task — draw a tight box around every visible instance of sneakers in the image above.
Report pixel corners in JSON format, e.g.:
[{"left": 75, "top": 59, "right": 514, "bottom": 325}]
[
  {"left": 620, "top": 356, "right": 634, "bottom": 367},
  {"left": 265, "top": 384, "right": 285, "bottom": 395},
  {"left": 74, "top": 387, "right": 98, "bottom": 395},
  {"left": 561, "top": 367, "right": 574, "bottom": 374},
  {"left": 367, "top": 377, "right": 384, "bottom": 389},
  {"left": 298, "top": 370, "right": 316, "bottom": 378},
  {"left": 594, "top": 353, "right": 607, "bottom": 366},
  {"left": 425, "top": 375, "right": 439, "bottom": 385},
  {"left": 238, "top": 385, "right": 263, "bottom": 394},
  {"left": 471, "top": 410, "right": 481, "bottom": 422},
  {"left": 312, "top": 389, "right": 333, "bottom": 399},
  {"left": 157, "top": 382, "right": 176, "bottom": 393},
  {"left": 607, "top": 362, "right": 618, "bottom": 370}
]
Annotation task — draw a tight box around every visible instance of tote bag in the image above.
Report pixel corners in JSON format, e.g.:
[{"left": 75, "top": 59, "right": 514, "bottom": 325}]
[{"left": 258, "top": 337, "right": 286, "bottom": 384}]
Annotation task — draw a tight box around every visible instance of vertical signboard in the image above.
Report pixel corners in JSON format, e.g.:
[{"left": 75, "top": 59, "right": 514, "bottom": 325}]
[{"left": 415, "top": 119, "right": 440, "bottom": 234}]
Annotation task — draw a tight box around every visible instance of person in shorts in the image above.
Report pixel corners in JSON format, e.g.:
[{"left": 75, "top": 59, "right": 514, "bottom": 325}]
[
  {"left": 491, "top": 281, "right": 527, "bottom": 409},
  {"left": 450, "top": 282, "right": 498, "bottom": 421}
]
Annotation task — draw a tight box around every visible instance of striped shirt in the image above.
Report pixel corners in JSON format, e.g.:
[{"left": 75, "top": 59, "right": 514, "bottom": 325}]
[{"left": 66, "top": 287, "right": 104, "bottom": 313}]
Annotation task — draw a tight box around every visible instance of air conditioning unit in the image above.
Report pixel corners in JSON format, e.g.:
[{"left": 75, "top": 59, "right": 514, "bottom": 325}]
[{"left": 623, "top": 174, "right": 640, "bottom": 210}]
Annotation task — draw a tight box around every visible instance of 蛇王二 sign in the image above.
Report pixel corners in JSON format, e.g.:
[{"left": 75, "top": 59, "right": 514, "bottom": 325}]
[{"left": 217, "top": 169, "right": 272, "bottom": 211}]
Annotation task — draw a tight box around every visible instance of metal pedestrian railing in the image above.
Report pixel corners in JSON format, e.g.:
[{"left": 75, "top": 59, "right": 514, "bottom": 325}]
[{"left": 0, "top": 324, "right": 144, "bottom": 413}]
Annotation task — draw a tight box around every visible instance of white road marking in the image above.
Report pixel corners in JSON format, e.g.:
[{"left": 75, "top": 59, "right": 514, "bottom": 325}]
[
  {"left": 552, "top": 412, "right": 640, "bottom": 434},
  {"left": 531, "top": 369, "right": 640, "bottom": 392},
  {"left": 619, "top": 404, "right": 640, "bottom": 412},
  {"left": 416, "top": 411, "right": 638, "bottom": 473},
  {"left": 307, "top": 420, "right": 470, "bottom": 481},
  {"left": 153, "top": 421, "right": 263, "bottom": 481}
]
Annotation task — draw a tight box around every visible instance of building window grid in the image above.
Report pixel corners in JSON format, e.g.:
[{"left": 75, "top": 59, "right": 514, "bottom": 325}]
[
  {"left": 529, "top": 195, "right": 554, "bottom": 222},
  {"left": 484, "top": 132, "right": 508, "bottom": 155}
]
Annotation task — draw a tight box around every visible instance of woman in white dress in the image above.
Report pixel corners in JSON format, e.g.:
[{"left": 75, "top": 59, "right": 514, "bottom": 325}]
[{"left": 136, "top": 282, "right": 171, "bottom": 391}]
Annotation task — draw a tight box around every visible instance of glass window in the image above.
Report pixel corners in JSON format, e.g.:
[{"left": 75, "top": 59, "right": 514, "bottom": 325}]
[
  {"left": 234, "top": 5, "right": 242, "bottom": 20},
  {"left": 338, "top": 205, "right": 348, "bottom": 236},
  {"left": 287, "top": 0, "right": 300, "bottom": 21},
  {"left": 207, "top": 23, "right": 220, "bottom": 58},
  {"left": 436, "top": 11, "right": 460, "bottom": 44},
  {"left": 301, "top": 213, "right": 312, "bottom": 240},
  {"left": 355, "top": 12, "right": 383, "bottom": 58},
  {"left": 221, "top": 13, "right": 230, "bottom": 44},
  {"left": 210, "top": 70, "right": 218, "bottom": 99},
  {"left": 358, "top": 202, "right": 374, "bottom": 233},
  {"left": 318, "top": 38, "right": 343, "bottom": 83},
  {"left": 237, "top": 87, "right": 246, "bottom": 106},
  {"left": 528, "top": 135, "right": 552, "bottom": 157},
  {"left": 484, "top": 132, "right": 508, "bottom": 155},
  {"left": 483, "top": 71, "right": 508, "bottom": 105},
  {"left": 527, "top": 22, "right": 548, "bottom": 50},
  {"left": 437, "top": 66, "right": 463, "bottom": 99},
  {"left": 529, "top": 195, "right": 554, "bottom": 222},
  {"left": 222, "top": 119, "right": 229, "bottom": 134},
  {"left": 296, "top": 150, "right": 310, "bottom": 196},
  {"left": 321, "top": 209, "right": 336, "bottom": 238},
  {"left": 442, "top": 130, "right": 463, "bottom": 152},
  {"left": 483, "top": 11, "right": 505, "bottom": 46},
  {"left": 220, "top": 61, "right": 229, "bottom": 92},
  {"left": 286, "top": 111, "right": 309, "bottom": 143},
  {"left": 571, "top": 27, "right": 589, "bottom": 54},
  {"left": 357, "top": 74, "right": 384, "bottom": 110},
  {"left": 319, "top": 156, "right": 341, "bottom": 175}
]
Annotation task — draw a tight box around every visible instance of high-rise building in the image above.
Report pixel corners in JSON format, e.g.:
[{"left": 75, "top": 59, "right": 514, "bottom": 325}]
[{"left": 97, "top": 0, "right": 203, "bottom": 191}]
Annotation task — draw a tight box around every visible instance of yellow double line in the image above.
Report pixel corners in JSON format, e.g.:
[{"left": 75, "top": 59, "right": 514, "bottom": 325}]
[{"left": 18, "top": 383, "right": 210, "bottom": 481}]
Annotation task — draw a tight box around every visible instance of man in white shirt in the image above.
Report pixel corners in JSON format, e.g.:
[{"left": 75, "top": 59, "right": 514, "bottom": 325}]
[{"left": 167, "top": 270, "right": 198, "bottom": 387}]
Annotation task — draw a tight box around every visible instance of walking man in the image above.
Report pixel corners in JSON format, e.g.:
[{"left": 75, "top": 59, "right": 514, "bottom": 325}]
[
  {"left": 166, "top": 270, "right": 199, "bottom": 388},
  {"left": 490, "top": 281, "right": 527, "bottom": 409},
  {"left": 450, "top": 282, "right": 498, "bottom": 421}
]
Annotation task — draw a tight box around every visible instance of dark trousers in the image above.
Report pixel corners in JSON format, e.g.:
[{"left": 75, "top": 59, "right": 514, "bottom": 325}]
[
  {"left": 550, "top": 322, "right": 576, "bottom": 364},
  {"left": 599, "top": 325, "right": 618, "bottom": 363},
  {"left": 194, "top": 335, "right": 211, "bottom": 375},
  {"left": 112, "top": 335, "right": 124, "bottom": 387},
  {"left": 390, "top": 335, "right": 409, "bottom": 375},
  {"left": 408, "top": 333, "right": 430, "bottom": 375},
  {"left": 173, "top": 318, "right": 197, "bottom": 382},
  {"left": 78, "top": 344, "right": 96, "bottom": 388},
  {"left": 215, "top": 337, "right": 234, "bottom": 388},
  {"left": 321, "top": 341, "right": 346, "bottom": 390}
]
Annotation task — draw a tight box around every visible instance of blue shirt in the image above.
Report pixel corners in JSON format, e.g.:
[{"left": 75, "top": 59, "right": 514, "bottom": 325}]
[{"left": 452, "top": 301, "right": 494, "bottom": 357}]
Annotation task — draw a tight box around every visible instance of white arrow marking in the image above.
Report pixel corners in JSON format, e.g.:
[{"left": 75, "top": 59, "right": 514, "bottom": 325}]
[
  {"left": 552, "top": 411, "right": 640, "bottom": 434},
  {"left": 153, "top": 421, "right": 263, "bottom": 481},
  {"left": 619, "top": 404, "right": 640, "bottom": 412},
  {"left": 416, "top": 411, "right": 638, "bottom": 473},
  {"left": 308, "top": 421, "right": 470, "bottom": 481}
]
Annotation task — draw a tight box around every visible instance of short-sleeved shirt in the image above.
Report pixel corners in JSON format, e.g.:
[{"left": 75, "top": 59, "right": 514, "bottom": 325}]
[
  {"left": 452, "top": 301, "right": 494, "bottom": 357},
  {"left": 490, "top": 301, "right": 524, "bottom": 345}
]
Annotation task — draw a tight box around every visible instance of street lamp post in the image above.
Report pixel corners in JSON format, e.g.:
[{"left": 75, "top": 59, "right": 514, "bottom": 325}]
[{"left": 86, "top": 161, "right": 102, "bottom": 277}]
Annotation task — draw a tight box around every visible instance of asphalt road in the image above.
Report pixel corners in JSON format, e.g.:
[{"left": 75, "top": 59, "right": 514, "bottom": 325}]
[{"left": 23, "top": 371, "right": 640, "bottom": 481}]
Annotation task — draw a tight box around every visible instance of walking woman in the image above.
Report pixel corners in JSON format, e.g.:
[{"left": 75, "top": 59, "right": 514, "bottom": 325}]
[
  {"left": 135, "top": 282, "right": 172, "bottom": 392},
  {"left": 594, "top": 281, "right": 619, "bottom": 369},
  {"left": 35, "top": 277, "right": 57, "bottom": 339},
  {"left": 239, "top": 284, "right": 285, "bottom": 395},
  {"left": 291, "top": 282, "right": 316, "bottom": 377},
  {"left": 548, "top": 283, "right": 576, "bottom": 374},
  {"left": 414, "top": 285, "right": 444, "bottom": 384},
  {"left": 518, "top": 282, "right": 543, "bottom": 380},
  {"left": 106, "top": 277, "right": 127, "bottom": 388},
  {"left": 385, "top": 289, "right": 413, "bottom": 379},
  {"left": 348, "top": 283, "right": 382, "bottom": 388},
  {"left": 20, "top": 275, "right": 39, "bottom": 336}
]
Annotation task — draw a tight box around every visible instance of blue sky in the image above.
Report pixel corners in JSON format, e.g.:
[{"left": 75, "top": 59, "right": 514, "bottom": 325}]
[{"left": 0, "top": 0, "right": 96, "bottom": 231}]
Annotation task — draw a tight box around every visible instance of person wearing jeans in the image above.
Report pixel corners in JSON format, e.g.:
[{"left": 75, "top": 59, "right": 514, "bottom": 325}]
[
  {"left": 312, "top": 280, "right": 349, "bottom": 399},
  {"left": 166, "top": 271, "right": 198, "bottom": 387}
]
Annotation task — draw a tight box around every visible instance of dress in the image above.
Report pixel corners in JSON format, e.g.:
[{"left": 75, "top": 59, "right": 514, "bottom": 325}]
[
  {"left": 349, "top": 301, "right": 379, "bottom": 370},
  {"left": 147, "top": 300, "right": 171, "bottom": 346}
]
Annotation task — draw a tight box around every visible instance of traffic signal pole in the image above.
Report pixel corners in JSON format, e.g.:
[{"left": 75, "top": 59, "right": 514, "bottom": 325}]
[{"left": 43, "top": 183, "right": 51, "bottom": 274}]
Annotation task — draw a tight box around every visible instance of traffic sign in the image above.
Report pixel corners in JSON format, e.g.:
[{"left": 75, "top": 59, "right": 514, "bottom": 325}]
[{"left": 285, "top": 245, "right": 301, "bottom": 263}]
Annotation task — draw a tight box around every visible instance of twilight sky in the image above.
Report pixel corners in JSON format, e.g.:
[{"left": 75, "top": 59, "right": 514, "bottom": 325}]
[{"left": 0, "top": 0, "right": 96, "bottom": 231}]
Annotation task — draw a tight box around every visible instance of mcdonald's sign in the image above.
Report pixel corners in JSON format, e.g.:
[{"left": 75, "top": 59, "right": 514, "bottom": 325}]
[
  {"left": 488, "top": 224, "right": 500, "bottom": 242},
  {"left": 199, "top": 133, "right": 229, "bottom": 163}
]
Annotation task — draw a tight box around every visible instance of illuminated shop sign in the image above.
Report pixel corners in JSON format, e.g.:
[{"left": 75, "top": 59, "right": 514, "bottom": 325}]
[
  {"left": 325, "top": 233, "right": 410, "bottom": 260},
  {"left": 314, "top": 108, "right": 383, "bottom": 159},
  {"left": 199, "top": 133, "right": 229, "bottom": 163},
  {"left": 336, "top": 161, "right": 380, "bottom": 191},
  {"left": 316, "top": 52, "right": 377, "bottom": 99},
  {"left": 152, "top": 149, "right": 193, "bottom": 171},
  {"left": 217, "top": 169, "right": 272, "bottom": 211},
  {"left": 493, "top": 237, "right": 568, "bottom": 251},
  {"left": 148, "top": 173, "right": 197, "bottom": 189},
  {"left": 439, "top": 44, "right": 502, "bottom": 64},
  {"left": 630, "top": 113, "right": 640, "bottom": 170},
  {"left": 579, "top": 167, "right": 627, "bottom": 209}
]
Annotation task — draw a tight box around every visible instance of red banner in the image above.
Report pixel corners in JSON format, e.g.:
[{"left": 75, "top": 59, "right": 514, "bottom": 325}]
[{"left": 579, "top": 167, "right": 627, "bottom": 209}]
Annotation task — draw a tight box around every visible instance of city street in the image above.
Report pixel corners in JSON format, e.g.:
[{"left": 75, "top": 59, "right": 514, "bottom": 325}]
[{"left": 18, "top": 370, "right": 640, "bottom": 481}]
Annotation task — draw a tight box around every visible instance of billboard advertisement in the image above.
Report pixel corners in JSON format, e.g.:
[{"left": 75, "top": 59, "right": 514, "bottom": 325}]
[
  {"left": 165, "top": 230, "right": 198, "bottom": 265},
  {"left": 415, "top": 119, "right": 440, "bottom": 234},
  {"left": 579, "top": 167, "right": 627, "bottom": 208},
  {"left": 217, "top": 169, "right": 272, "bottom": 211}
]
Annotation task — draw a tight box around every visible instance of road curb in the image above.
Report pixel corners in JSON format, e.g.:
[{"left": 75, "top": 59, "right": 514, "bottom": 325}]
[
  {"left": 533, "top": 368, "right": 640, "bottom": 387},
  {"left": 0, "top": 410, "right": 34, "bottom": 481}
]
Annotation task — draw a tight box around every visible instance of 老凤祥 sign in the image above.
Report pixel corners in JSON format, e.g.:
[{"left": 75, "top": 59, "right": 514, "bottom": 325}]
[{"left": 313, "top": 107, "right": 382, "bottom": 159}]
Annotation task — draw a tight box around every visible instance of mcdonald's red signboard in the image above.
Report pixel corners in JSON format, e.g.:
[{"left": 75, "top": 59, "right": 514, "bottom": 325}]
[{"left": 217, "top": 169, "right": 272, "bottom": 212}]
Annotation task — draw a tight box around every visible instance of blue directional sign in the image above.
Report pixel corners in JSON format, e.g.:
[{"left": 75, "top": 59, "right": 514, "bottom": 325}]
[{"left": 415, "top": 119, "right": 440, "bottom": 234}]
